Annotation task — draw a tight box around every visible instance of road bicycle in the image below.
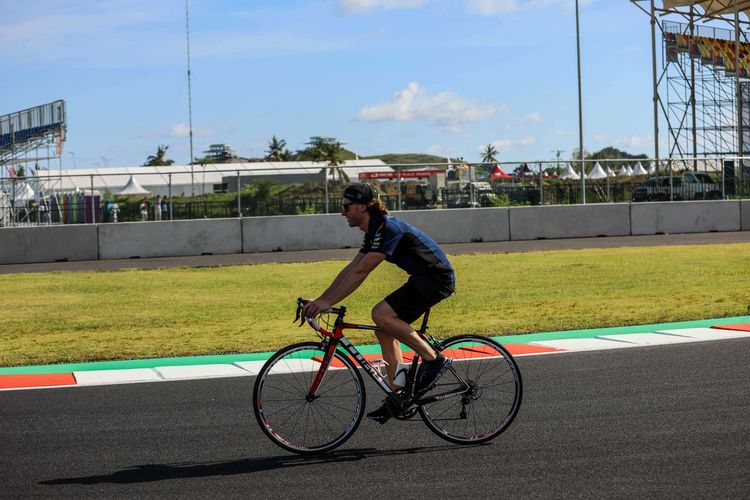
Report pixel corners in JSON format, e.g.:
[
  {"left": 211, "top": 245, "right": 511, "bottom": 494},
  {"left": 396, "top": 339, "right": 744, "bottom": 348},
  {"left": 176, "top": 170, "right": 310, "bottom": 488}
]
[{"left": 252, "top": 298, "right": 523, "bottom": 455}]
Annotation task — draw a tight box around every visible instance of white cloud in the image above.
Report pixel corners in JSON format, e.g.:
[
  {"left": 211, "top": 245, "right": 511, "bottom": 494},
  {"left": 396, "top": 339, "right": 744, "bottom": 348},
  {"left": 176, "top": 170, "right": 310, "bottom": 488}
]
[
  {"left": 519, "top": 112, "right": 541, "bottom": 125},
  {"left": 488, "top": 137, "right": 536, "bottom": 153},
  {"left": 0, "top": 2, "right": 175, "bottom": 64},
  {"left": 467, "top": 0, "right": 520, "bottom": 16},
  {"left": 552, "top": 129, "right": 576, "bottom": 137},
  {"left": 593, "top": 132, "right": 608, "bottom": 143},
  {"left": 467, "top": 0, "right": 593, "bottom": 17},
  {"left": 357, "top": 82, "right": 500, "bottom": 131},
  {"left": 614, "top": 134, "right": 647, "bottom": 148},
  {"left": 170, "top": 123, "right": 216, "bottom": 138},
  {"left": 504, "top": 112, "right": 541, "bottom": 130},
  {"left": 339, "top": 0, "right": 427, "bottom": 14}
]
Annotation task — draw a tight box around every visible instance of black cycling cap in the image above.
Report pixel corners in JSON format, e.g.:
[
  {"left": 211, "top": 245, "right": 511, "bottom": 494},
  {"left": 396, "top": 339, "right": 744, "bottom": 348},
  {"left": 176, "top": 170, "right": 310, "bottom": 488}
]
[{"left": 343, "top": 183, "right": 376, "bottom": 204}]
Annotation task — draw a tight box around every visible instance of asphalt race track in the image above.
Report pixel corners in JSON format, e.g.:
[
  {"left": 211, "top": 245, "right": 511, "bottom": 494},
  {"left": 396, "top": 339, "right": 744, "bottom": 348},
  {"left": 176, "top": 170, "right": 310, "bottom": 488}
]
[{"left": 2, "top": 338, "right": 749, "bottom": 498}]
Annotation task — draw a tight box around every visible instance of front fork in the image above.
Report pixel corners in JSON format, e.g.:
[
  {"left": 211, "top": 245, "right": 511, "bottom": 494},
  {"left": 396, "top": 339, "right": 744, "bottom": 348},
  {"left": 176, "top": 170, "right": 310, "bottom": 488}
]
[{"left": 306, "top": 339, "right": 337, "bottom": 401}]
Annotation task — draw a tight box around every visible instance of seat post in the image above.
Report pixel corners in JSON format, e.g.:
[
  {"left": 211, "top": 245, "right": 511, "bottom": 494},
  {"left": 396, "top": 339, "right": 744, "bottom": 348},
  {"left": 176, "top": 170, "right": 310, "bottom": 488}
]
[{"left": 418, "top": 308, "right": 431, "bottom": 334}]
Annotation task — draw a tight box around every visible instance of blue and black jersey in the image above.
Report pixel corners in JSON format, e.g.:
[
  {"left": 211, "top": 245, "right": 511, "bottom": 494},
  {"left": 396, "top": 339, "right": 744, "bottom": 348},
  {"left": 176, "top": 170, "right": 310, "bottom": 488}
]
[{"left": 360, "top": 214, "right": 455, "bottom": 288}]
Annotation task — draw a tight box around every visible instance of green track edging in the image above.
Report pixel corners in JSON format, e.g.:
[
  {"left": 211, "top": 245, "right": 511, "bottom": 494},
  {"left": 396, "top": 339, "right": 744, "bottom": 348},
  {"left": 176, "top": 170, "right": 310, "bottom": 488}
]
[{"left": 1, "top": 315, "right": 748, "bottom": 375}]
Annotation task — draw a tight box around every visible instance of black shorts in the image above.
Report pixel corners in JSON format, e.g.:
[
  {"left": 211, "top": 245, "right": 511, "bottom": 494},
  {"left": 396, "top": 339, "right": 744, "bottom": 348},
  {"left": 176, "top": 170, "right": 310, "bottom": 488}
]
[{"left": 384, "top": 276, "right": 454, "bottom": 324}]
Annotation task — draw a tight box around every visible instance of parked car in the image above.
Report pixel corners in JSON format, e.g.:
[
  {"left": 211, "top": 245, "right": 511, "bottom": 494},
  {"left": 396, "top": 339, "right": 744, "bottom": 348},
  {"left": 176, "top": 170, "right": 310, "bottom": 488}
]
[
  {"left": 632, "top": 172, "right": 721, "bottom": 202},
  {"left": 462, "top": 181, "right": 493, "bottom": 192}
]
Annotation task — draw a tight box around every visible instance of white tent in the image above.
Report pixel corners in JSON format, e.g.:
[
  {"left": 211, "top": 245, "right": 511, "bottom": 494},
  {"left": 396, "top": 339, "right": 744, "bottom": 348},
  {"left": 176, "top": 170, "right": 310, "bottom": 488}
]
[
  {"left": 37, "top": 160, "right": 392, "bottom": 197},
  {"left": 632, "top": 162, "right": 648, "bottom": 176},
  {"left": 606, "top": 166, "right": 616, "bottom": 177},
  {"left": 587, "top": 162, "right": 608, "bottom": 180},
  {"left": 617, "top": 164, "right": 631, "bottom": 176},
  {"left": 10, "top": 182, "right": 36, "bottom": 206},
  {"left": 647, "top": 162, "right": 656, "bottom": 174},
  {"left": 117, "top": 175, "right": 151, "bottom": 195},
  {"left": 561, "top": 163, "right": 580, "bottom": 180},
  {"left": 626, "top": 165, "right": 634, "bottom": 176}
]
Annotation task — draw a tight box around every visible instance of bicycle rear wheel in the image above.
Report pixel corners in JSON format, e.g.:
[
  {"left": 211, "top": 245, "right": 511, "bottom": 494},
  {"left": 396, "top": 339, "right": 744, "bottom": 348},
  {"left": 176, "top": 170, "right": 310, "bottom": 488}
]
[
  {"left": 253, "top": 341, "right": 366, "bottom": 455},
  {"left": 418, "top": 335, "right": 522, "bottom": 444}
]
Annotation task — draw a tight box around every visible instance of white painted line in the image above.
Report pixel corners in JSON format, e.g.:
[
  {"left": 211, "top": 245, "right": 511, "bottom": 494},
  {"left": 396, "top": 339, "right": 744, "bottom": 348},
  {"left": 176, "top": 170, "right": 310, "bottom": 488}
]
[
  {"left": 73, "top": 368, "right": 162, "bottom": 386},
  {"left": 657, "top": 327, "right": 750, "bottom": 341},
  {"left": 154, "top": 364, "right": 250, "bottom": 380},
  {"left": 233, "top": 360, "right": 268, "bottom": 375},
  {"left": 529, "top": 338, "right": 637, "bottom": 352},
  {"left": 597, "top": 333, "right": 699, "bottom": 346}
]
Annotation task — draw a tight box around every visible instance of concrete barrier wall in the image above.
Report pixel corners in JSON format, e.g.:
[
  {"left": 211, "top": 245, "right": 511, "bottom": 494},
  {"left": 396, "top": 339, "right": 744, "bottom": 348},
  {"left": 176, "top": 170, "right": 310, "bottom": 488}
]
[
  {"left": 0, "top": 225, "right": 98, "bottom": 264},
  {"left": 742, "top": 200, "right": 750, "bottom": 231},
  {"left": 508, "top": 204, "right": 630, "bottom": 240},
  {"left": 395, "top": 207, "right": 509, "bottom": 243},
  {"left": 98, "top": 219, "right": 242, "bottom": 259},
  {"left": 630, "top": 200, "right": 741, "bottom": 235},
  {"left": 2, "top": 200, "right": 748, "bottom": 265},
  {"left": 241, "top": 208, "right": 510, "bottom": 253},
  {"left": 242, "top": 214, "right": 361, "bottom": 253}
]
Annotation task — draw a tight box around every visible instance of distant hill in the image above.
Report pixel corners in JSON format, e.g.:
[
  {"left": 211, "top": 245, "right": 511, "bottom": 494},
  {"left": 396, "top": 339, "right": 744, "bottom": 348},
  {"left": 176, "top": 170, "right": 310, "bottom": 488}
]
[
  {"left": 588, "top": 147, "right": 648, "bottom": 162},
  {"left": 361, "top": 153, "right": 452, "bottom": 165},
  {"left": 242, "top": 149, "right": 455, "bottom": 166}
]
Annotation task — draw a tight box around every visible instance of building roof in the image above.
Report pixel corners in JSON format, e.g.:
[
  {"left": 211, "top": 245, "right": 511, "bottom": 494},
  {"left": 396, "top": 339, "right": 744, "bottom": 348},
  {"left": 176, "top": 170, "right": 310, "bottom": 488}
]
[
  {"left": 35, "top": 160, "right": 391, "bottom": 194},
  {"left": 662, "top": 0, "right": 750, "bottom": 19}
]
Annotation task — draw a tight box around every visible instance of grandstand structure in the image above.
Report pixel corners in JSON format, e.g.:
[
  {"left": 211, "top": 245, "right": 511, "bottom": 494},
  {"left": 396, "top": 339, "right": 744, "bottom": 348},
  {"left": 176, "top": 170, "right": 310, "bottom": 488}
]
[
  {"left": 631, "top": 1, "right": 749, "bottom": 195},
  {"left": 0, "top": 100, "right": 67, "bottom": 226}
]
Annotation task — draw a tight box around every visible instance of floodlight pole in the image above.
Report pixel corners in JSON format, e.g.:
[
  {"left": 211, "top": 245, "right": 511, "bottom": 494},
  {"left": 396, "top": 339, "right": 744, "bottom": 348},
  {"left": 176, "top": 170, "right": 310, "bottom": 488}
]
[
  {"left": 185, "top": 0, "right": 195, "bottom": 197},
  {"left": 575, "top": 0, "right": 585, "bottom": 204},
  {"left": 650, "top": 0, "right": 660, "bottom": 176}
]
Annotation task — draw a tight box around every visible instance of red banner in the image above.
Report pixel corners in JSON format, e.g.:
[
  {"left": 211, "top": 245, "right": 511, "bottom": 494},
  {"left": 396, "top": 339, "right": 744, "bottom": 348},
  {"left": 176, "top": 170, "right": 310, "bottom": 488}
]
[{"left": 359, "top": 169, "right": 444, "bottom": 180}]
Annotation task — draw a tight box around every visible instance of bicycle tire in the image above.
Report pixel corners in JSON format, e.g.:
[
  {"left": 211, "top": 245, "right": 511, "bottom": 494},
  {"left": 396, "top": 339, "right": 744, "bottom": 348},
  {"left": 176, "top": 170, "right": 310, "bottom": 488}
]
[
  {"left": 253, "top": 341, "right": 366, "bottom": 454},
  {"left": 418, "top": 335, "right": 522, "bottom": 445}
]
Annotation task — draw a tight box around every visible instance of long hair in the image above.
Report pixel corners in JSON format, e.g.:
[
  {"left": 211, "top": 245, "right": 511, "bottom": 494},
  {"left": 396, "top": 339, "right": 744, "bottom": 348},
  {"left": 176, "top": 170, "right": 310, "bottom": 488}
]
[{"left": 367, "top": 198, "right": 390, "bottom": 216}]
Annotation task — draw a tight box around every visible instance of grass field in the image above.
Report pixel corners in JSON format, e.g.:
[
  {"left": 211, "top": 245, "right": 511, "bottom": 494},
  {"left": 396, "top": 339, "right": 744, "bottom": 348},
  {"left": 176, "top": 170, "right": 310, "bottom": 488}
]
[{"left": 1, "top": 243, "right": 749, "bottom": 367}]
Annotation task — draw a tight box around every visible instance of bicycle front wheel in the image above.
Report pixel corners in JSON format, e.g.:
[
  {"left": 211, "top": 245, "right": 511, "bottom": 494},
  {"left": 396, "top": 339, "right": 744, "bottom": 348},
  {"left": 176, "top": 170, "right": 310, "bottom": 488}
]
[
  {"left": 253, "top": 341, "right": 366, "bottom": 454},
  {"left": 419, "top": 335, "right": 522, "bottom": 444}
]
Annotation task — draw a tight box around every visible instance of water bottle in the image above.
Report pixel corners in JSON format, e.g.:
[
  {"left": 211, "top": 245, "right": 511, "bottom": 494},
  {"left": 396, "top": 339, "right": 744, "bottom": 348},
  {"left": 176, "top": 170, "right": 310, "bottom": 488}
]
[{"left": 393, "top": 362, "right": 409, "bottom": 388}]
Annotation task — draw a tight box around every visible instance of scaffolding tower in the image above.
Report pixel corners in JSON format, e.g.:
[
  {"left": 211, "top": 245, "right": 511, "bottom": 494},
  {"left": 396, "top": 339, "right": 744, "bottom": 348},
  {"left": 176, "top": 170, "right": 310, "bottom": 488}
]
[
  {"left": 631, "top": 1, "right": 749, "bottom": 196},
  {"left": 0, "top": 100, "right": 67, "bottom": 225},
  {"left": 663, "top": 21, "right": 750, "bottom": 163}
]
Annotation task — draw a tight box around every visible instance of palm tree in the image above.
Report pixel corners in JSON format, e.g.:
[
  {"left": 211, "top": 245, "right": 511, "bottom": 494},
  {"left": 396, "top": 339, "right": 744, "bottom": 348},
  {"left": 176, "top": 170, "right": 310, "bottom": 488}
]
[
  {"left": 265, "top": 135, "right": 293, "bottom": 161},
  {"left": 143, "top": 145, "right": 175, "bottom": 166},
  {"left": 481, "top": 144, "right": 499, "bottom": 164},
  {"left": 307, "top": 136, "right": 349, "bottom": 182}
]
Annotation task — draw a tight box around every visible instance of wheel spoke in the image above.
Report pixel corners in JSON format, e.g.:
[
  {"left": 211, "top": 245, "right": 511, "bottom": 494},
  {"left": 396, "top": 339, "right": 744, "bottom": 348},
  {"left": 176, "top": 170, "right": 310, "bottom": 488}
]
[
  {"left": 419, "top": 336, "right": 521, "bottom": 444},
  {"left": 254, "top": 343, "right": 365, "bottom": 454}
]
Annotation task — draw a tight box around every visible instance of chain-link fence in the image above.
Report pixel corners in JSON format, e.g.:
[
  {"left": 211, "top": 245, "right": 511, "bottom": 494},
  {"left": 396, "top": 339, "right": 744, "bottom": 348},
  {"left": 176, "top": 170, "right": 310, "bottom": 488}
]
[{"left": 1, "top": 158, "right": 748, "bottom": 227}]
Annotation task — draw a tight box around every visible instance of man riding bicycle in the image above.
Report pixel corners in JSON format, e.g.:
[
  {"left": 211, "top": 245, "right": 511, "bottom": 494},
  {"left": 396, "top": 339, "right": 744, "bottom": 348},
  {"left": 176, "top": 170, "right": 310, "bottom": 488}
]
[{"left": 302, "top": 182, "right": 455, "bottom": 423}]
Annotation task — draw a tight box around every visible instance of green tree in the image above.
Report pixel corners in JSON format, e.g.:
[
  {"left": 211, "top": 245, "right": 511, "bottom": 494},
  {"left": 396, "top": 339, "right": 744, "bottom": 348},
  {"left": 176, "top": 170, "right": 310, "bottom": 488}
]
[
  {"left": 306, "top": 136, "right": 349, "bottom": 182},
  {"left": 241, "top": 178, "right": 291, "bottom": 216},
  {"left": 265, "top": 135, "right": 293, "bottom": 161},
  {"left": 143, "top": 145, "right": 175, "bottom": 166},
  {"left": 589, "top": 146, "right": 648, "bottom": 173},
  {"left": 569, "top": 147, "right": 591, "bottom": 174},
  {"left": 481, "top": 144, "right": 499, "bottom": 164}
]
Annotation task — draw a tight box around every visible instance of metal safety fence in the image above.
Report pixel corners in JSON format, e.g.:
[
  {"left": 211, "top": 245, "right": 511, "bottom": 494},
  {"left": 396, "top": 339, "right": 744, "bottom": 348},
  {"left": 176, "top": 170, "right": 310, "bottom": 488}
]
[{"left": 1, "top": 157, "right": 748, "bottom": 227}]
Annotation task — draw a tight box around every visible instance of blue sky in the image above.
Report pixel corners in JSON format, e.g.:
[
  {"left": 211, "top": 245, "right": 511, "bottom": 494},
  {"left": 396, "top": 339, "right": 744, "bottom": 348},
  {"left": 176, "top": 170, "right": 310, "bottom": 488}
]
[{"left": 1, "top": 0, "right": 658, "bottom": 168}]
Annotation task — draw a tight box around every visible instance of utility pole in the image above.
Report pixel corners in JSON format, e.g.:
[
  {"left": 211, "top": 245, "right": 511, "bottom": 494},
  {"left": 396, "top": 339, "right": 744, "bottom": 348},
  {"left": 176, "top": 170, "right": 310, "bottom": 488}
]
[{"left": 551, "top": 149, "right": 565, "bottom": 172}]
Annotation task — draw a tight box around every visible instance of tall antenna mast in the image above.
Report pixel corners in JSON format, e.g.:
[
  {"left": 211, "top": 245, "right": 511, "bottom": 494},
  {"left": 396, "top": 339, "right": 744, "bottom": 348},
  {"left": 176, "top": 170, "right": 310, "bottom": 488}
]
[{"left": 185, "top": 0, "right": 195, "bottom": 196}]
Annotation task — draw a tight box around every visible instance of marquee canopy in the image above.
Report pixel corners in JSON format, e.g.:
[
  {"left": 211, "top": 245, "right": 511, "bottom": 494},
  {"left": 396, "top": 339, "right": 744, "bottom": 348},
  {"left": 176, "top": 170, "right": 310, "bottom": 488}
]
[{"left": 662, "top": 0, "right": 750, "bottom": 19}]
